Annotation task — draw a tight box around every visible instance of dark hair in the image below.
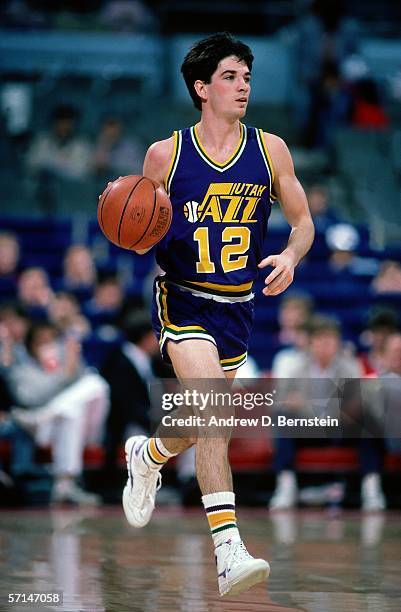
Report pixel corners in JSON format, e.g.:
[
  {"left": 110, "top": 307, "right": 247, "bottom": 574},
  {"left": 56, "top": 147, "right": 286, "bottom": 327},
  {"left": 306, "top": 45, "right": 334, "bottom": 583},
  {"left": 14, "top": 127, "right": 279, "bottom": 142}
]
[
  {"left": 122, "top": 309, "right": 153, "bottom": 345},
  {"left": 51, "top": 104, "right": 79, "bottom": 122},
  {"left": 181, "top": 32, "right": 254, "bottom": 110},
  {"left": 25, "top": 321, "right": 58, "bottom": 355}
]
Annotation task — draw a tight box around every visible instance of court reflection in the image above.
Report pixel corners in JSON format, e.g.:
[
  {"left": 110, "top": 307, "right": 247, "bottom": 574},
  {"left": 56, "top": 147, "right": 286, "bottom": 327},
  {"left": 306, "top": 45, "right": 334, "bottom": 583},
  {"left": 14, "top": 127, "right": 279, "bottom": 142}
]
[{"left": 0, "top": 508, "right": 400, "bottom": 611}]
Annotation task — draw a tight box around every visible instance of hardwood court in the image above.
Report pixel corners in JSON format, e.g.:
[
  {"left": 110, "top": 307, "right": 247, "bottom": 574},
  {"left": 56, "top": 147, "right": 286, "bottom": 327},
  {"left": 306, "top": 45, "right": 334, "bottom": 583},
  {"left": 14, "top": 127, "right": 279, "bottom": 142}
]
[{"left": 0, "top": 508, "right": 400, "bottom": 611}]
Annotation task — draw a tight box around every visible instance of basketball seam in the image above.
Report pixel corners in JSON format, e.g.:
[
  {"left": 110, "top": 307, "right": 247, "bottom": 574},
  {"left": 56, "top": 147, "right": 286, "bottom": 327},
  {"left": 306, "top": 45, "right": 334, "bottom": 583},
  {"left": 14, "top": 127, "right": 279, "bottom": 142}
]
[
  {"left": 99, "top": 183, "right": 114, "bottom": 233},
  {"left": 117, "top": 177, "right": 146, "bottom": 246},
  {"left": 128, "top": 181, "right": 158, "bottom": 249}
]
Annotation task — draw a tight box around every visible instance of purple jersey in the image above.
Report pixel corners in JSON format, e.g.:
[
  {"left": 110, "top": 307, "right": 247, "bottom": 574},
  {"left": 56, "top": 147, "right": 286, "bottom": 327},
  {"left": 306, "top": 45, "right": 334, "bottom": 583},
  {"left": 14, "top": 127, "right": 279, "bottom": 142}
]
[{"left": 155, "top": 124, "right": 277, "bottom": 300}]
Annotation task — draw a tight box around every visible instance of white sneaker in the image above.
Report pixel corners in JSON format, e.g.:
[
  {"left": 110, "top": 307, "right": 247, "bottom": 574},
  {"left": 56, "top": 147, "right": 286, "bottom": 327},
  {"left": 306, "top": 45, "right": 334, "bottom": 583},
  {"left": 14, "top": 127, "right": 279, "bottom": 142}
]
[
  {"left": 269, "top": 470, "right": 297, "bottom": 511},
  {"left": 215, "top": 539, "right": 270, "bottom": 597},
  {"left": 122, "top": 435, "right": 162, "bottom": 527},
  {"left": 51, "top": 482, "right": 101, "bottom": 506},
  {"left": 361, "top": 473, "right": 386, "bottom": 512}
]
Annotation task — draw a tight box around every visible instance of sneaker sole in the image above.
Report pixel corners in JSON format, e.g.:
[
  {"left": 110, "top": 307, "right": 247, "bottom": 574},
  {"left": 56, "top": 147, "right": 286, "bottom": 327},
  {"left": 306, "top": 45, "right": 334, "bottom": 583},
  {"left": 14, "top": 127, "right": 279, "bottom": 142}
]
[{"left": 220, "top": 560, "right": 270, "bottom": 597}]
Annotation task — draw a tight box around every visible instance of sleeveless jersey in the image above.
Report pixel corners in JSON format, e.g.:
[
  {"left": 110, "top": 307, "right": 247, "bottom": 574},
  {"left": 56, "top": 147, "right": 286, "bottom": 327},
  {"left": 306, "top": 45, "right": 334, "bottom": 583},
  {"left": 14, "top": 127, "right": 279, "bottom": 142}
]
[{"left": 155, "top": 124, "right": 277, "bottom": 300}]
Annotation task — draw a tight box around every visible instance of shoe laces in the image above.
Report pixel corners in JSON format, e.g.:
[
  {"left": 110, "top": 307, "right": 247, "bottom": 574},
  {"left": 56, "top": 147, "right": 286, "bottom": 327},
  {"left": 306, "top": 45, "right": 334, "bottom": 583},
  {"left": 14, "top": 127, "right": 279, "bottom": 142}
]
[
  {"left": 135, "top": 470, "right": 162, "bottom": 507},
  {"left": 227, "top": 540, "right": 253, "bottom": 566}
]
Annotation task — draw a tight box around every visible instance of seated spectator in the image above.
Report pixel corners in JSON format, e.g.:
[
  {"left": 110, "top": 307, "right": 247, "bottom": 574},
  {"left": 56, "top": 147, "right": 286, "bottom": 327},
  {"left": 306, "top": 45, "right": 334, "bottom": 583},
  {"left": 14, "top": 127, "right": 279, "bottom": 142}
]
[
  {"left": 48, "top": 292, "right": 91, "bottom": 340},
  {"left": 359, "top": 309, "right": 399, "bottom": 376},
  {"left": 17, "top": 267, "right": 53, "bottom": 317},
  {"left": 101, "top": 309, "right": 159, "bottom": 475},
  {"left": 25, "top": 105, "right": 92, "bottom": 213},
  {"left": 371, "top": 261, "right": 401, "bottom": 294},
  {"left": 60, "top": 244, "right": 97, "bottom": 301},
  {"left": 380, "top": 333, "right": 401, "bottom": 453},
  {"left": 99, "top": 0, "right": 156, "bottom": 33},
  {"left": 306, "top": 184, "right": 339, "bottom": 232},
  {"left": 26, "top": 104, "right": 92, "bottom": 181},
  {"left": 326, "top": 223, "right": 378, "bottom": 276},
  {"left": 0, "top": 301, "right": 30, "bottom": 367},
  {"left": 351, "top": 77, "right": 390, "bottom": 129},
  {"left": 0, "top": 361, "right": 38, "bottom": 482},
  {"left": 269, "top": 315, "right": 386, "bottom": 512},
  {"left": 277, "top": 293, "right": 313, "bottom": 348},
  {"left": 8, "top": 321, "right": 109, "bottom": 505},
  {"left": 307, "top": 61, "right": 352, "bottom": 150},
  {"left": 271, "top": 323, "right": 310, "bottom": 379},
  {"left": 84, "top": 273, "right": 124, "bottom": 325},
  {"left": 0, "top": 232, "right": 20, "bottom": 284},
  {"left": 92, "top": 115, "right": 143, "bottom": 187}
]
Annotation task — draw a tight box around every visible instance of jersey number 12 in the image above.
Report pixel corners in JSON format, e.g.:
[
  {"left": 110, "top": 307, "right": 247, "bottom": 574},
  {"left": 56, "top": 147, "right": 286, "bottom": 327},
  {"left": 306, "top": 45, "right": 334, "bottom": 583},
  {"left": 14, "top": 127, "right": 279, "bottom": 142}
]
[{"left": 194, "top": 227, "right": 250, "bottom": 273}]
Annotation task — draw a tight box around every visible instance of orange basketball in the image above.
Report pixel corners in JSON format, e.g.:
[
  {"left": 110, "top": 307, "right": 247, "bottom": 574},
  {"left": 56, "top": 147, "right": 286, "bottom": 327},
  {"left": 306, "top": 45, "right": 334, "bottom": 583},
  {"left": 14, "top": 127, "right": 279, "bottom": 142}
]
[{"left": 97, "top": 175, "right": 172, "bottom": 251}]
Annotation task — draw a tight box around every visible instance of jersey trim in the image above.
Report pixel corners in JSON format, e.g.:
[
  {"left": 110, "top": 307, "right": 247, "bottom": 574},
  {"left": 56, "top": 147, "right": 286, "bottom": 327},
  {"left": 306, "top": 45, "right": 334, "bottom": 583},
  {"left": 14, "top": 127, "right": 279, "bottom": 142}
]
[
  {"left": 164, "top": 130, "right": 182, "bottom": 194},
  {"left": 178, "top": 279, "right": 253, "bottom": 298},
  {"left": 190, "top": 123, "right": 247, "bottom": 172},
  {"left": 256, "top": 129, "right": 278, "bottom": 204}
]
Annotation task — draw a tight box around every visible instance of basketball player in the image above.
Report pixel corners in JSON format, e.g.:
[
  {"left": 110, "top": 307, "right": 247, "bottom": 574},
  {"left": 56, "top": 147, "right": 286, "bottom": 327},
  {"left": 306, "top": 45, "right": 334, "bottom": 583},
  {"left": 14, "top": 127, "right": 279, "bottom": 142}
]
[{"left": 123, "top": 33, "right": 314, "bottom": 597}]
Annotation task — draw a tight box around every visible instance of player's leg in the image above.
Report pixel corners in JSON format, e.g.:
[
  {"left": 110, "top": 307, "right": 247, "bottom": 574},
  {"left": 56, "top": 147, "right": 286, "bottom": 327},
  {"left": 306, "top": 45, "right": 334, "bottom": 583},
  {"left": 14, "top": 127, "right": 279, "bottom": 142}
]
[
  {"left": 166, "top": 339, "right": 269, "bottom": 597},
  {"left": 123, "top": 340, "right": 230, "bottom": 529},
  {"left": 164, "top": 339, "right": 233, "bottom": 493}
]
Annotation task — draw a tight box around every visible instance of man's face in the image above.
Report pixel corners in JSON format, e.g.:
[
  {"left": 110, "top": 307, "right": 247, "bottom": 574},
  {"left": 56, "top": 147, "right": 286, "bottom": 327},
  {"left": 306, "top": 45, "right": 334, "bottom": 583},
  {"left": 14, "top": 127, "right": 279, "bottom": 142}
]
[
  {"left": 310, "top": 331, "right": 340, "bottom": 367},
  {"left": 199, "top": 55, "right": 251, "bottom": 119},
  {"left": 383, "top": 335, "right": 401, "bottom": 375}
]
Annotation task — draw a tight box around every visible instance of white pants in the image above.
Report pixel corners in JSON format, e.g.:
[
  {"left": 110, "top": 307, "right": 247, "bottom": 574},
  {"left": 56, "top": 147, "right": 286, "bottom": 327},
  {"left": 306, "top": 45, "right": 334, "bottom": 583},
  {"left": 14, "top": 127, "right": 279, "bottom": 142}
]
[{"left": 35, "top": 373, "right": 109, "bottom": 476}]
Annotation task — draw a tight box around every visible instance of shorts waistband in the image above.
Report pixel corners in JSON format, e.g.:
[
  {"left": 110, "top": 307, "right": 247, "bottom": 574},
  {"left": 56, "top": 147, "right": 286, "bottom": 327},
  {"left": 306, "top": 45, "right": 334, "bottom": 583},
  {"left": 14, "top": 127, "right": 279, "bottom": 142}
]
[{"left": 159, "top": 277, "right": 254, "bottom": 303}]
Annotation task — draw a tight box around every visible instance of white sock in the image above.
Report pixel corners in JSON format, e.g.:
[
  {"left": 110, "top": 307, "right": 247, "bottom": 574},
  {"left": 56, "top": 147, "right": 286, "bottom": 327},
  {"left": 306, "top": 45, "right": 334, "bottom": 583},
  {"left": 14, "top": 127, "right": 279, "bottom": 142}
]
[{"left": 202, "top": 491, "right": 241, "bottom": 548}]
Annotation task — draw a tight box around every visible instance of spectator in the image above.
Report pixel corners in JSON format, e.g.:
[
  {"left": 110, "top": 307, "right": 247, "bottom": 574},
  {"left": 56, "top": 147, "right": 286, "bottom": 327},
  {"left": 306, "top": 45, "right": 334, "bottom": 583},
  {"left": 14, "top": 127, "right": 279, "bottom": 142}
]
[
  {"left": 17, "top": 267, "right": 53, "bottom": 316},
  {"left": 92, "top": 115, "right": 143, "bottom": 187},
  {"left": 306, "top": 184, "right": 339, "bottom": 231},
  {"left": 359, "top": 309, "right": 399, "bottom": 375},
  {"left": 25, "top": 105, "right": 92, "bottom": 213},
  {"left": 306, "top": 60, "right": 352, "bottom": 150},
  {"left": 61, "top": 245, "right": 97, "bottom": 301},
  {"left": 101, "top": 309, "right": 159, "bottom": 476},
  {"left": 0, "top": 305, "right": 45, "bottom": 482},
  {"left": 8, "top": 321, "right": 109, "bottom": 505},
  {"left": 351, "top": 78, "right": 390, "bottom": 130},
  {"left": 380, "top": 333, "right": 401, "bottom": 452},
  {"left": 289, "top": 0, "right": 360, "bottom": 143},
  {"left": 84, "top": 273, "right": 124, "bottom": 324},
  {"left": 269, "top": 315, "right": 385, "bottom": 511},
  {"left": 0, "top": 232, "right": 20, "bottom": 279},
  {"left": 271, "top": 323, "right": 310, "bottom": 379},
  {"left": 48, "top": 292, "right": 91, "bottom": 340},
  {"left": 99, "top": 1, "right": 156, "bottom": 33},
  {"left": 26, "top": 105, "right": 91, "bottom": 181},
  {"left": 0, "top": 301, "right": 30, "bottom": 367},
  {"left": 277, "top": 293, "right": 313, "bottom": 348},
  {"left": 371, "top": 261, "right": 401, "bottom": 294},
  {"left": 326, "top": 223, "right": 378, "bottom": 276}
]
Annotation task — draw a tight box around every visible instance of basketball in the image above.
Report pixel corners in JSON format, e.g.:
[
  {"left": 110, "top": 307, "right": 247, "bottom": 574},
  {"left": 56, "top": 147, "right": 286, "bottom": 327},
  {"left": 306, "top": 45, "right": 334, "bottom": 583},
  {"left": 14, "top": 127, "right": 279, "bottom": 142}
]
[{"left": 97, "top": 175, "right": 172, "bottom": 251}]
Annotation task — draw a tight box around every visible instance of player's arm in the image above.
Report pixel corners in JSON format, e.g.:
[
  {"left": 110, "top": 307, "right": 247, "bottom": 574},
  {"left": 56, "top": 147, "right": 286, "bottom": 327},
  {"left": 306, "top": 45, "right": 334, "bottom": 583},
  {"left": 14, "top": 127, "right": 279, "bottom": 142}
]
[
  {"left": 134, "top": 137, "right": 175, "bottom": 254},
  {"left": 258, "top": 133, "right": 315, "bottom": 296}
]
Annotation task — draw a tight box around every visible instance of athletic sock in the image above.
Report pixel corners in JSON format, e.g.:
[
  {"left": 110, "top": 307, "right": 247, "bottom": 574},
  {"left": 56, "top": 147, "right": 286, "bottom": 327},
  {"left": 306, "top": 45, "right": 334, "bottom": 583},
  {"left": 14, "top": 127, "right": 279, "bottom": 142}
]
[
  {"left": 202, "top": 491, "right": 241, "bottom": 548},
  {"left": 142, "top": 437, "right": 176, "bottom": 471}
]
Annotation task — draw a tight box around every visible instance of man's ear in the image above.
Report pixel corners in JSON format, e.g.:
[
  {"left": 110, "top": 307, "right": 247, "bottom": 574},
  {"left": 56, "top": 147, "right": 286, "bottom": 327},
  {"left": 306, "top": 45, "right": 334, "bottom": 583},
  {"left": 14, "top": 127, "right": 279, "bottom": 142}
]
[{"left": 194, "top": 80, "right": 207, "bottom": 105}]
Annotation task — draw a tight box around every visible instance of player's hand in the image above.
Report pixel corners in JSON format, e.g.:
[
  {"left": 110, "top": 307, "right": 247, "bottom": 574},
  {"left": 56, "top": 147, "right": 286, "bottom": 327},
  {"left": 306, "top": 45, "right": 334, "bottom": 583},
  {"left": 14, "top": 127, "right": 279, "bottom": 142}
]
[{"left": 258, "top": 253, "right": 295, "bottom": 296}]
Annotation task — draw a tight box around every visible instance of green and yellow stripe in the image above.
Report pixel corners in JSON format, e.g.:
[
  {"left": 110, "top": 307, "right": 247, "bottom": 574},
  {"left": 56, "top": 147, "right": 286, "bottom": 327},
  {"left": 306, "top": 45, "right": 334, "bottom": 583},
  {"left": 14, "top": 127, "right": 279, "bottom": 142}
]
[{"left": 220, "top": 351, "right": 247, "bottom": 371}]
